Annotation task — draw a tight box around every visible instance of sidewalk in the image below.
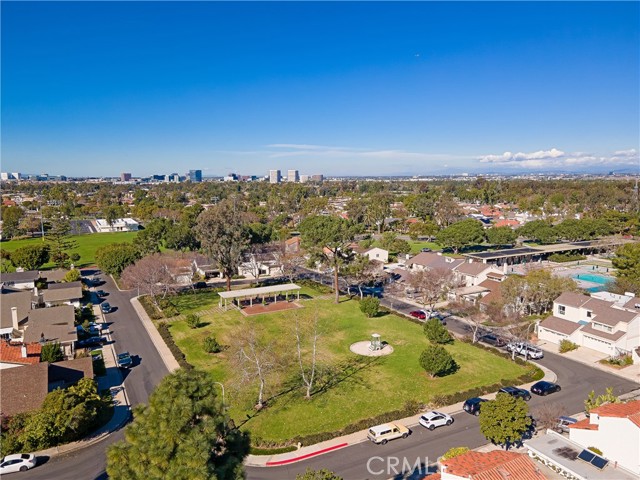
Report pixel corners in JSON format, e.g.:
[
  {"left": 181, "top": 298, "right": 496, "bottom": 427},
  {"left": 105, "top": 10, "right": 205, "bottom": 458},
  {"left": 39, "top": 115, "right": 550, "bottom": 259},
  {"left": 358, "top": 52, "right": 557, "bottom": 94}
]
[
  {"left": 536, "top": 340, "right": 640, "bottom": 383},
  {"left": 244, "top": 360, "right": 556, "bottom": 467},
  {"left": 33, "top": 305, "right": 132, "bottom": 459},
  {"left": 130, "top": 296, "right": 181, "bottom": 373}
]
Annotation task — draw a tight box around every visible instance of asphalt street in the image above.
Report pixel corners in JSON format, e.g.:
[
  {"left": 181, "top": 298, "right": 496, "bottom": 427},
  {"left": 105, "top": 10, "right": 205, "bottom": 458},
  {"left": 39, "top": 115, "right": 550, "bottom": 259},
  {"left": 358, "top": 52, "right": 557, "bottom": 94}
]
[{"left": 22, "top": 271, "right": 170, "bottom": 480}]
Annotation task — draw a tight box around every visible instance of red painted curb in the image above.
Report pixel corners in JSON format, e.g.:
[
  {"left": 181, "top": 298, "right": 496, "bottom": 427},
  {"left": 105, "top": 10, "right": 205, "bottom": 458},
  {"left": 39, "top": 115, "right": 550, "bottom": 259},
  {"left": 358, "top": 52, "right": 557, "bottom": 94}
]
[{"left": 265, "top": 443, "right": 349, "bottom": 466}]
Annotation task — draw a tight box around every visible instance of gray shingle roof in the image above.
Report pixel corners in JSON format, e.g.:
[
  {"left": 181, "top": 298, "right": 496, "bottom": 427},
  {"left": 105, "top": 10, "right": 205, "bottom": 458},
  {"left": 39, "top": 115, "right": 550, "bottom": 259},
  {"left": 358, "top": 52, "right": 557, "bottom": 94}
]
[
  {"left": 24, "top": 305, "right": 77, "bottom": 344},
  {"left": 539, "top": 315, "right": 582, "bottom": 335}
]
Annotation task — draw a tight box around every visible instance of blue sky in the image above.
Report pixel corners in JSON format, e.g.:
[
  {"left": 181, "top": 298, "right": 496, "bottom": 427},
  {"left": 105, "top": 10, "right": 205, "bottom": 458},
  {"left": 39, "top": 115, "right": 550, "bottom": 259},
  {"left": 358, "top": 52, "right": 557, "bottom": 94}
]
[{"left": 2, "top": 1, "right": 639, "bottom": 176}]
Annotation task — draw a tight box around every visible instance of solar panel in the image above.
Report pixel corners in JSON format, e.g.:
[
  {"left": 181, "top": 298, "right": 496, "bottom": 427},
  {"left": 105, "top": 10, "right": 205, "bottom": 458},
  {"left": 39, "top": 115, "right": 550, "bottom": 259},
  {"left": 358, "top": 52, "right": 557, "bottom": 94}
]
[
  {"left": 578, "top": 450, "right": 595, "bottom": 463},
  {"left": 591, "top": 456, "right": 608, "bottom": 470}
]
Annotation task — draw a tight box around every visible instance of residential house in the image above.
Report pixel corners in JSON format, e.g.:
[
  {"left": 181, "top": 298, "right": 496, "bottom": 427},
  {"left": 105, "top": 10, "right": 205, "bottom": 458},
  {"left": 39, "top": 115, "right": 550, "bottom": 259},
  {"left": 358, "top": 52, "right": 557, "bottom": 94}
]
[
  {"left": 0, "top": 357, "right": 94, "bottom": 417},
  {"left": 23, "top": 305, "right": 77, "bottom": 358},
  {"left": 435, "top": 450, "right": 546, "bottom": 480},
  {"left": 40, "top": 269, "right": 70, "bottom": 283},
  {"left": 0, "top": 341, "right": 42, "bottom": 369},
  {"left": 454, "top": 261, "right": 504, "bottom": 288},
  {"left": 0, "top": 270, "right": 40, "bottom": 290},
  {"left": 538, "top": 292, "right": 640, "bottom": 360},
  {"left": 0, "top": 287, "right": 36, "bottom": 338},
  {"left": 43, "top": 281, "right": 83, "bottom": 307},
  {"left": 494, "top": 218, "right": 521, "bottom": 229},
  {"left": 363, "top": 247, "right": 389, "bottom": 264},
  {"left": 284, "top": 236, "right": 301, "bottom": 254},
  {"left": 405, "top": 252, "right": 465, "bottom": 274},
  {"left": 192, "top": 254, "right": 223, "bottom": 279},
  {"left": 568, "top": 400, "right": 640, "bottom": 475}
]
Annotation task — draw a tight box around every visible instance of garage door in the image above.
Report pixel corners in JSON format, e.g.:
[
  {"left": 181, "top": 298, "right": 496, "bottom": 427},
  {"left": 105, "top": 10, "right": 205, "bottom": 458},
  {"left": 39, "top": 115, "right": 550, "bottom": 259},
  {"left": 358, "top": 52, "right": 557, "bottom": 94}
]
[{"left": 582, "top": 334, "right": 613, "bottom": 354}]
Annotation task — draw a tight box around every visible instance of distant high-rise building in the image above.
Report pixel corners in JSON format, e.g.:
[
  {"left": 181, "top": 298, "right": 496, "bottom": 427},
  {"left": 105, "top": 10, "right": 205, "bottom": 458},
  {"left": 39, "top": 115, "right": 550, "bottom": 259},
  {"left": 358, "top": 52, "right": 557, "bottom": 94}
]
[
  {"left": 300, "top": 174, "right": 310, "bottom": 183},
  {"left": 269, "top": 169, "right": 281, "bottom": 184},
  {"left": 121, "top": 172, "right": 132, "bottom": 182},
  {"left": 311, "top": 174, "right": 324, "bottom": 182},
  {"left": 189, "top": 169, "right": 202, "bottom": 182},
  {"left": 287, "top": 170, "right": 300, "bottom": 183}
]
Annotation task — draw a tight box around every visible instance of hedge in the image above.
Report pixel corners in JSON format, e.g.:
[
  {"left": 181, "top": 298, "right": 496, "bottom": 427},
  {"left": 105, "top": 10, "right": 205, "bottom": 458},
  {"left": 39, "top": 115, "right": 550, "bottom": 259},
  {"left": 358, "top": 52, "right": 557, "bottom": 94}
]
[
  {"left": 156, "top": 321, "right": 193, "bottom": 370},
  {"left": 139, "top": 296, "right": 164, "bottom": 320},
  {"left": 250, "top": 445, "right": 298, "bottom": 456},
  {"left": 250, "top": 400, "right": 423, "bottom": 448}
]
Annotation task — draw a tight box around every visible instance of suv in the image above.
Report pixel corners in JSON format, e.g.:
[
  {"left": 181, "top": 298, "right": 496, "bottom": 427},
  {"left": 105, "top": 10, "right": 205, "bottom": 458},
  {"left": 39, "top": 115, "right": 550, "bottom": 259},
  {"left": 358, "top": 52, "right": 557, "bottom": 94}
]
[
  {"left": 367, "top": 423, "right": 410, "bottom": 445},
  {"left": 479, "top": 334, "right": 506, "bottom": 348},
  {"left": 100, "top": 302, "right": 112, "bottom": 314},
  {"left": 554, "top": 416, "right": 577, "bottom": 433},
  {"left": 117, "top": 352, "right": 133, "bottom": 369},
  {"left": 463, "top": 397, "right": 487, "bottom": 416},
  {"left": 498, "top": 386, "right": 531, "bottom": 401},
  {"left": 507, "top": 342, "right": 544, "bottom": 359},
  {"left": 419, "top": 411, "right": 453, "bottom": 430}
]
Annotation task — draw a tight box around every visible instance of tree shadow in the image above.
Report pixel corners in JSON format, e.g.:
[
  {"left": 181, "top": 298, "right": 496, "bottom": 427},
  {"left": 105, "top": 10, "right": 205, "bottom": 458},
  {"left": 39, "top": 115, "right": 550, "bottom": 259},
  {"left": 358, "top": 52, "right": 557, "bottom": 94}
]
[{"left": 311, "top": 356, "right": 383, "bottom": 397}]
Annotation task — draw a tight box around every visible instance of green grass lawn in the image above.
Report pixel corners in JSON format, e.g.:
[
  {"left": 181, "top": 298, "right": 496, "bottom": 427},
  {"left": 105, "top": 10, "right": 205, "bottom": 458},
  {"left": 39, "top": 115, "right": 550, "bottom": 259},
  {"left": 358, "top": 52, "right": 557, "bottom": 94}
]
[
  {"left": 407, "top": 240, "right": 442, "bottom": 254},
  {"left": 0, "top": 231, "right": 138, "bottom": 268},
  {"left": 166, "top": 287, "right": 528, "bottom": 443}
]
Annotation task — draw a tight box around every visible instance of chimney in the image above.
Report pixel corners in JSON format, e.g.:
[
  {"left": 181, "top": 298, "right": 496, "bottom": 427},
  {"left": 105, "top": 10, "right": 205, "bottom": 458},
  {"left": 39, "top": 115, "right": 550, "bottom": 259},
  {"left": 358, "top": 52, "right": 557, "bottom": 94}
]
[
  {"left": 33, "top": 286, "right": 39, "bottom": 297},
  {"left": 11, "top": 307, "right": 19, "bottom": 331},
  {"left": 21, "top": 344, "right": 27, "bottom": 358}
]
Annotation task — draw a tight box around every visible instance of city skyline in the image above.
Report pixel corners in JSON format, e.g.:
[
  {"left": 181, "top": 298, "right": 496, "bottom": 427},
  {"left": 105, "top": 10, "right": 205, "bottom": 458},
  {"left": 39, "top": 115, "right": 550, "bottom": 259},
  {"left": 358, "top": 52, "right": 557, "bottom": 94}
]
[{"left": 2, "top": 2, "right": 639, "bottom": 176}]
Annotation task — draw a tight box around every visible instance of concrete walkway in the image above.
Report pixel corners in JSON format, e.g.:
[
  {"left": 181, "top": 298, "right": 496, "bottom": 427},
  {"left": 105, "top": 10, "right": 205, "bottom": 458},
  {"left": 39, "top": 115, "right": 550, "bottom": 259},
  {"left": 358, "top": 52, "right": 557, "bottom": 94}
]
[
  {"left": 244, "top": 360, "right": 556, "bottom": 467},
  {"left": 130, "top": 296, "right": 181, "bottom": 373},
  {"left": 536, "top": 340, "right": 640, "bottom": 383},
  {"left": 33, "top": 305, "right": 132, "bottom": 459}
]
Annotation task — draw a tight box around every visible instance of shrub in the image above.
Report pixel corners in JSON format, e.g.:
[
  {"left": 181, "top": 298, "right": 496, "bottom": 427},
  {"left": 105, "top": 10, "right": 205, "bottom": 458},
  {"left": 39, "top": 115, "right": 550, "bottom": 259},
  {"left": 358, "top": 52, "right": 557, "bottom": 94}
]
[
  {"left": 139, "top": 296, "right": 164, "bottom": 320},
  {"left": 587, "top": 446, "right": 603, "bottom": 456},
  {"left": 157, "top": 322, "right": 193, "bottom": 370},
  {"left": 441, "top": 447, "right": 470, "bottom": 461},
  {"left": 419, "top": 345, "right": 457, "bottom": 378},
  {"left": 158, "top": 298, "right": 179, "bottom": 318},
  {"left": 185, "top": 313, "right": 201, "bottom": 329},
  {"left": 41, "top": 342, "right": 64, "bottom": 363},
  {"left": 559, "top": 339, "right": 578, "bottom": 354},
  {"left": 63, "top": 269, "right": 82, "bottom": 283},
  {"left": 423, "top": 318, "right": 452, "bottom": 344},
  {"left": 603, "top": 355, "right": 633, "bottom": 367},
  {"left": 548, "top": 253, "right": 587, "bottom": 263},
  {"left": 359, "top": 297, "right": 380, "bottom": 318},
  {"left": 250, "top": 445, "right": 298, "bottom": 456},
  {"left": 203, "top": 336, "right": 222, "bottom": 354}
]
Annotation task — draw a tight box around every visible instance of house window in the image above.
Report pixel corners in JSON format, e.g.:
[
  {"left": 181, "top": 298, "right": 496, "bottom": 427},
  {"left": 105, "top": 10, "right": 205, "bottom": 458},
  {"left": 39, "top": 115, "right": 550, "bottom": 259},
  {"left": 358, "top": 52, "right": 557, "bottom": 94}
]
[
  {"left": 586, "top": 311, "right": 592, "bottom": 318},
  {"left": 558, "top": 305, "right": 565, "bottom": 315}
]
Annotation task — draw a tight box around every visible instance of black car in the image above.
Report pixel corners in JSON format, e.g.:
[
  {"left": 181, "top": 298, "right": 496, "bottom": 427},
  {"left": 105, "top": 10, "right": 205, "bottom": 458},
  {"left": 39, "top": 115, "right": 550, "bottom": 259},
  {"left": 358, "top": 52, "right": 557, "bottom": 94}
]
[
  {"left": 498, "top": 386, "right": 531, "bottom": 401},
  {"left": 96, "top": 290, "right": 107, "bottom": 297},
  {"left": 463, "top": 397, "right": 488, "bottom": 416},
  {"left": 192, "top": 282, "right": 208, "bottom": 289},
  {"left": 100, "top": 302, "right": 112, "bottom": 314},
  {"left": 479, "top": 334, "right": 506, "bottom": 348},
  {"left": 531, "top": 381, "right": 561, "bottom": 396},
  {"left": 117, "top": 352, "right": 133, "bottom": 369},
  {"left": 77, "top": 336, "right": 107, "bottom": 348}
]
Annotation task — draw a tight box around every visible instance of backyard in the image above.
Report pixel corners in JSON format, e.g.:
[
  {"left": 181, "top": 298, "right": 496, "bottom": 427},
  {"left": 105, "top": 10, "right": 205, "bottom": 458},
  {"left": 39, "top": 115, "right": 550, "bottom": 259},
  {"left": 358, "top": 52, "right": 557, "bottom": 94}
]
[{"left": 163, "top": 285, "right": 531, "bottom": 444}]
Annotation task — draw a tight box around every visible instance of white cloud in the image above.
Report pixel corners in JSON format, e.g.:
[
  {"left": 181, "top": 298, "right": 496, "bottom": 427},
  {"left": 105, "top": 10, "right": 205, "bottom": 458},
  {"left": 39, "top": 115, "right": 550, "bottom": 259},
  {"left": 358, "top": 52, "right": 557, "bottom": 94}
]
[{"left": 478, "top": 147, "right": 639, "bottom": 170}]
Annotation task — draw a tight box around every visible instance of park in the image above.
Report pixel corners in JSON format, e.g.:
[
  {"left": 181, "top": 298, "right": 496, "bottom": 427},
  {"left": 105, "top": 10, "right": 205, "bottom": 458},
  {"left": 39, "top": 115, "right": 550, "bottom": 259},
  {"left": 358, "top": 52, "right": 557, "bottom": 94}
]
[{"left": 160, "top": 283, "right": 533, "bottom": 445}]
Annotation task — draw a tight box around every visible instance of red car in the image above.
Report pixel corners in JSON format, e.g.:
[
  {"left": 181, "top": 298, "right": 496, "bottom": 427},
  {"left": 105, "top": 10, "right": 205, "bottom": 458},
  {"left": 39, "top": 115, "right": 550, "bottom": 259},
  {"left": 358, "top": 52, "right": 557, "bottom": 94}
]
[{"left": 410, "top": 310, "right": 426, "bottom": 320}]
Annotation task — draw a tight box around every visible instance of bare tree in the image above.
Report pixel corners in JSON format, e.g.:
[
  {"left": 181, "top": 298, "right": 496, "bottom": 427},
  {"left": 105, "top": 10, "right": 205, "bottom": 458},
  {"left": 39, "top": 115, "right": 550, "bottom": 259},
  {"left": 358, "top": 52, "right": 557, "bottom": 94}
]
[
  {"left": 294, "top": 309, "right": 323, "bottom": 399},
  {"left": 231, "top": 326, "right": 280, "bottom": 409},
  {"left": 121, "top": 253, "right": 173, "bottom": 306},
  {"left": 533, "top": 402, "right": 567, "bottom": 432},
  {"left": 274, "top": 247, "right": 306, "bottom": 284},
  {"left": 243, "top": 244, "right": 273, "bottom": 281},
  {"left": 409, "top": 267, "right": 455, "bottom": 314},
  {"left": 342, "top": 255, "right": 380, "bottom": 299},
  {"left": 466, "top": 307, "right": 485, "bottom": 343}
]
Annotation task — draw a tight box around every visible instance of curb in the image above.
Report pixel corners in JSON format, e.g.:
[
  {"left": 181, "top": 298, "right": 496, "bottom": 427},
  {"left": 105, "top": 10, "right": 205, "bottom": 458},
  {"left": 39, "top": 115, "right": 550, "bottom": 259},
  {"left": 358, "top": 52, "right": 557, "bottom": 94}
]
[
  {"left": 130, "top": 296, "right": 181, "bottom": 373},
  {"left": 260, "top": 443, "right": 349, "bottom": 467}
]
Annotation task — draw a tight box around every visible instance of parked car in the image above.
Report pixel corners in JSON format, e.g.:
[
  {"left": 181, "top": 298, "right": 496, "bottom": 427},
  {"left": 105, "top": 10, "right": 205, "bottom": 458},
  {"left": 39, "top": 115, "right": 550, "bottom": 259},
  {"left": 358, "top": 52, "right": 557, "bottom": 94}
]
[
  {"left": 531, "top": 381, "right": 561, "bottom": 396},
  {"left": 498, "top": 386, "right": 531, "bottom": 401},
  {"left": 554, "top": 416, "right": 577, "bottom": 433},
  {"left": 100, "top": 302, "right": 112, "bottom": 314},
  {"left": 117, "top": 352, "right": 133, "bottom": 369},
  {"left": 410, "top": 310, "right": 427, "bottom": 320},
  {"left": 0, "top": 453, "right": 37, "bottom": 474},
  {"left": 96, "top": 290, "right": 107, "bottom": 297},
  {"left": 77, "top": 336, "right": 107, "bottom": 349},
  {"left": 78, "top": 322, "right": 105, "bottom": 336},
  {"left": 463, "top": 397, "right": 487, "bottom": 416},
  {"left": 192, "top": 281, "right": 207, "bottom": 289},
  {"left": 367, "top": 423, "right": 410, "bottom": 445},
  {"left": 420, "top": 247, "right": 432, "bottom": 253},
  {"left": 478, "top": 334, "right": 506, "bottom": 348},
  {"left": 419, "top": 411, "right": 453, "bottom": 430},
  {"left": 506, "top": 342, "right": 544, "bottom": 359}
]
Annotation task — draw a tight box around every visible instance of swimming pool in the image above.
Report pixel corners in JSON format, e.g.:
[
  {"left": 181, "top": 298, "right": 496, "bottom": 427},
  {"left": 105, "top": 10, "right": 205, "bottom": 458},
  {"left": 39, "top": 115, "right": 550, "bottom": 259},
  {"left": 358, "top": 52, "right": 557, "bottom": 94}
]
[{"left": 572, "top": 273, "right": 612, "bottom": 285}]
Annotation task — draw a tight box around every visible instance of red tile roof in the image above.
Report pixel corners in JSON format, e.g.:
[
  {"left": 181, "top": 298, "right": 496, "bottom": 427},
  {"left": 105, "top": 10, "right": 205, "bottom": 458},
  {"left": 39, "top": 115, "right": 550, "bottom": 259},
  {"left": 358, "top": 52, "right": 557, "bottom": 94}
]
[
  {"left": 441, "top": 451, "right": 545, "bottom": 480},
  {"left": 590, "top": 400, "right": 640, "bottom": 421},
  {"left": 495, "top": 219, "right": 520, "bottom": 228},
  {"left": 0, "top": 341, "right": 42, "bottom": 365},
  {"left": 569, "top": 418, "right": 599, "bottom": 431}
]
